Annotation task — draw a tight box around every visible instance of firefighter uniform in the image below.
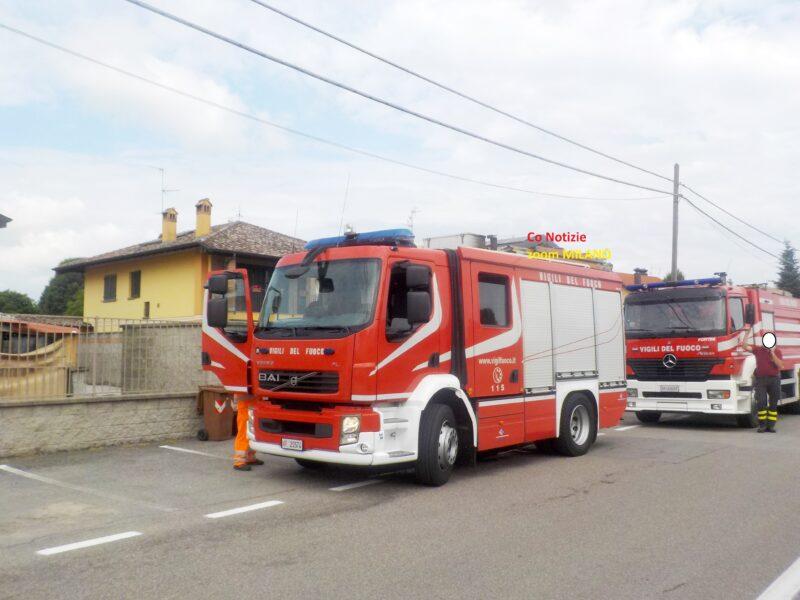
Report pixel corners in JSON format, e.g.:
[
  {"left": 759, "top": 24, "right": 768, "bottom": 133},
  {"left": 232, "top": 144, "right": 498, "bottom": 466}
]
[
  {"left": 233, "top": 395, "right": 263, "bottom": 470},
  {"left": 753, "top": 346, "right": 783, "bottom": 433}
]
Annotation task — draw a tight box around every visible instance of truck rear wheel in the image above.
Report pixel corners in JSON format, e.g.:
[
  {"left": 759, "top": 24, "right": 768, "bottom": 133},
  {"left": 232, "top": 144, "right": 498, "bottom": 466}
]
[
  {"left": 553, "top": 394, "right": 597, "bottom": 457},
  {"left": 636, "top": 411, "right": 662, "bottom": 424},
  {"left": 415, "top": 404, "right": 458, "bottom": 486}
]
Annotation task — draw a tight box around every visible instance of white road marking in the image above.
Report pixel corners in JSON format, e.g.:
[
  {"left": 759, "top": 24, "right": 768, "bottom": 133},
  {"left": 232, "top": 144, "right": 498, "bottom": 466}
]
[
  {"left": 598, "top": 432, "right": 606, "bottom": 436},
  {"left": 36, "top": 531, "right": 142, "bottom": 556},
  {"left": 159, "top": 445, "right": 227, "bottom": 460},
  {"left": 329, "top": 479, "right": 382, "bottom": 492},
  {"left": 614, "top": 425, "right": 640, "bottom": 432},
  {"left": 758, "top": 555, "right": 800, "bottom": 600},
  {"left": 205, "top": 500, "right": 283, "bottom": 519},
  {"left": 0, "top": 464, "right": 171, "bottom": 512}
]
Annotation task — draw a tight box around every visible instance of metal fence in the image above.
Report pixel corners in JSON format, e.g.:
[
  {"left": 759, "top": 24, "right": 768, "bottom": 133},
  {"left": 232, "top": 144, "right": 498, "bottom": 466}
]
[{"left": 0, "top": 313, "right": 214, "bottom": 402}]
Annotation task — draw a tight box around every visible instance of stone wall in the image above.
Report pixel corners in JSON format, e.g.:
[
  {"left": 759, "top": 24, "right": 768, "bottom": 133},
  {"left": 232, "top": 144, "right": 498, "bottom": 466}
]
[{"left": 0, "top": 393, "right": 203, "bottom": 457}]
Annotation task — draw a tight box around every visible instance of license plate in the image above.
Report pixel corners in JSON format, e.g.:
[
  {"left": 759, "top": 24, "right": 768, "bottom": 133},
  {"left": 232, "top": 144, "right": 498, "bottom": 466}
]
[
  {"left": 659, "top": 384, "right": 680, "bottom": 393},
  {"left": 281, "top": 438, "right": 303, "bottom": 451}
]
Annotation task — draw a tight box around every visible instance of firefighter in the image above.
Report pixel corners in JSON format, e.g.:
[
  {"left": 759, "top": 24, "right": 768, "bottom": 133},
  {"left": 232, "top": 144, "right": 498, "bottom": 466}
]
[
  {"left": 744, "top": 330, "right": 784, "bottom": 433},
  {"left": 233, "top": 394, "right": 264, "bottom": 471}
]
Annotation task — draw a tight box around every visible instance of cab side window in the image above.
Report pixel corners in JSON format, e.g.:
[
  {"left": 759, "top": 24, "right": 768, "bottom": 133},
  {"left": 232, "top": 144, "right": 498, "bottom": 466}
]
[
  {"left": 729, "top": 297, "right": 745, "bottom": 331},
  {"left": 386, "top": 263, "right": 431, "bottom": 340},
  {"left": 478, "top": 273, "right": 509, "bottom": 327}
]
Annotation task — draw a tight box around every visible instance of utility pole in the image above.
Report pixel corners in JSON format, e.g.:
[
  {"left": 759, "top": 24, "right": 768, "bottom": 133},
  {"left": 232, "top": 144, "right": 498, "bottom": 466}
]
[{"left": 671, "top": 163, "right": 680, "bottom": 281}]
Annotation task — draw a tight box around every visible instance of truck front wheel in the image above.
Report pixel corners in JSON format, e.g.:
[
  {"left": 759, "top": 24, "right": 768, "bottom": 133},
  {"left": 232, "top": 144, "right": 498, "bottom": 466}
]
[
  {"left": 415, "top": 404, "right": 458, "bottom": 486},
  {"left": 636, "top": 411, "right": 662, "bottom": 424},
  {"left": 736, "top": 387, "right": 759, "bottom": 428}
]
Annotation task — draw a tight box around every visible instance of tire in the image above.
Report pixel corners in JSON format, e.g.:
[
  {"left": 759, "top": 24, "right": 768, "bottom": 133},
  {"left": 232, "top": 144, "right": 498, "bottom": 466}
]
[
  {"left": 737, "top": 383, "right": 759, "bottom": 427},
  {"left": 295, "top": 458, "right": 328, "bottom": 470},
  {"left": 197, "top": 428, "right": 209, "bottom": 441},
  {"left": 636, "top": 411, "right": 662, "bottom": 424},
  {"left": 553, "top": 393, "right": 597, "bottom": 457},
  {"left": 415, "top": 404, "right": 459, "bottom": 486}
]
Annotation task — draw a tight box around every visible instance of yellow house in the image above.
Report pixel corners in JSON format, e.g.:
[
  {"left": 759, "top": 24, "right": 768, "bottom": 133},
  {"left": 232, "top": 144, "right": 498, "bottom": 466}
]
[{"left": 55, "top": 199, "right": 305, "bottom": 320}]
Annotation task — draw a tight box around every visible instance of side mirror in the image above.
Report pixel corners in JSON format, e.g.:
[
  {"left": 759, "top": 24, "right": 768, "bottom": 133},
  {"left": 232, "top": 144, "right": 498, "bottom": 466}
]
[
  {"left": 406, "top": 290, "right": 431, "bottom": 324},
  {"left": 319, "top": 277, "right": 334, "bottom": 293},
  {"left": 745, "top": 303, "right": 756, "bottom": 325},
  {"left": 207, "top": 297, "right": 228, "bottom": 328},
  {"left": 207, "top": 274, "right": 229, "bottom": 295},
  {"left": 406, "top": 265, "right": 429, "bottom": 289}
]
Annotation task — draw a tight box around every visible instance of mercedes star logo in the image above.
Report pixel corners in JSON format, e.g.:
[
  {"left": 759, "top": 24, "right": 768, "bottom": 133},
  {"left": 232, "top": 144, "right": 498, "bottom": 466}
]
[{"left": 662, "top": 354, "right": 678, "bottom": 369}]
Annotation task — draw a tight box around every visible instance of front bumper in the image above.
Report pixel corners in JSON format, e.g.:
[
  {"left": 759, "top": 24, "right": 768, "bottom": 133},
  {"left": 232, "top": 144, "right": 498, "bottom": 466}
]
[
  {"left": 626, "top": 379, "right": 751, "bottom": 414},
  {"left": 247, "top": 401, "right": 417, "bottom": 467}
]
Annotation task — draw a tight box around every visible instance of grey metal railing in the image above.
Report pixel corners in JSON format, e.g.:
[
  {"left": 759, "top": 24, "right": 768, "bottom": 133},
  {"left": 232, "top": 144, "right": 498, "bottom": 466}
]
[{"left": 0, "top": 314, "right": 214, "bottom": 402}]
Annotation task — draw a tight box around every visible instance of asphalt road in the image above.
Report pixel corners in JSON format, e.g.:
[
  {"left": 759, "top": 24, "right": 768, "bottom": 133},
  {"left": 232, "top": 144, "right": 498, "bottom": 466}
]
[{"left": 3, "top": 411, "right": 800, "bottom": 600}]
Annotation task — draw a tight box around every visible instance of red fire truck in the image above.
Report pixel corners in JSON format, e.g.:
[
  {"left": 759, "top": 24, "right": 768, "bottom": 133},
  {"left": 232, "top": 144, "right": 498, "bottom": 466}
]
[
  {"left": 201, "top": 229, "right": 627, "bottom": 485},
  {"left": 624, "top": 276, "right": 800, "bottom": 426}
]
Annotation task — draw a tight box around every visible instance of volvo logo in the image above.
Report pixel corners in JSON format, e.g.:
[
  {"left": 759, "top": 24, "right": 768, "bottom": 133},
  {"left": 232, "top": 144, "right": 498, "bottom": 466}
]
[
  {"left": 662, "top": 354, "right": 678, "bottom": 369},
  {"left": 289, "top": 376, "right": 299, "bottom": 387}
]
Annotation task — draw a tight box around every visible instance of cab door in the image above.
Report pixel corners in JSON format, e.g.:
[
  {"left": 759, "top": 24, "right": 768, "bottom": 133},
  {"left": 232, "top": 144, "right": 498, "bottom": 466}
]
[
  {"left": 375, "top": 258, "right": 443, "bottom": 397},
  {"left": 202, "top": 269, "right": 254, "bottom": 393}
]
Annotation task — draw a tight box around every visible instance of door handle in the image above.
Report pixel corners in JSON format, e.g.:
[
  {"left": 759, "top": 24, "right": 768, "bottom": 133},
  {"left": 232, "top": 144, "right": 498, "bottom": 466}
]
[
  {"left": 428, "top": 353, "right": 440, "bottom": 368},
  {"left": 510, "top": 369, "right": 519, "bottom": 383}
]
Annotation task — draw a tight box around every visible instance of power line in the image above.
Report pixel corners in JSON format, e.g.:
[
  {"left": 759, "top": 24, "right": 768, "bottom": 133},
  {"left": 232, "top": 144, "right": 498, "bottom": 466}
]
[
  {"left": 121, "top": 0, "right": 675, "bottom": 196},
  {"left": 246, "top": 0, "right": 673, "bottom": 184},
  {"left": 680, "top": 183, "right": 783, "bottom": 245},
  {"left": 681, "top": 195, "right": 780, "bottom": 259},
  {"left": 0, "top": 22, "right": 662, "bottom": 203}
]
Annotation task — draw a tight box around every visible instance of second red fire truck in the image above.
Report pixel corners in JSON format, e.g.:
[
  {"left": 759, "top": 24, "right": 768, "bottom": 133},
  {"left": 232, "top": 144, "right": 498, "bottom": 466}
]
[
  {"left": 201, "top": 229, "right": 627, "bottom": 485},
  {"left": 624, "top": 276, "right": 800, "bottom": 426}
]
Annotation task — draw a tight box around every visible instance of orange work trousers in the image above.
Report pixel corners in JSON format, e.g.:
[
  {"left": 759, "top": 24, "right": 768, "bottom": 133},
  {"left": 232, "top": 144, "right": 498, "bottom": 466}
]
[{"left": 233, "top": 395, "right": 257, "bottom": 466}]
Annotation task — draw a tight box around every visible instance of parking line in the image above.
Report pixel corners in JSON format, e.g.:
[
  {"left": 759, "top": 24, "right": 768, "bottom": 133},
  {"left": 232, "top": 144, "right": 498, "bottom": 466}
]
[
  {"left": 329, "top": 480, "right": 382, "bottom": 492},
  {"left": 159, "top": 445, "right": 227, "bottom": 460},
  {"left": 614, "top": 425, "right": 640, "bottom": 432},
  {"left": 37, "top": 531, "right": 142, "bottom": 556},
  {"left": 205, "top": 500, "right": 283, "bottom": 519},
  {"left": 758, "top": 555, "right": 800, "bottom": 599},
  {"left": 0, "top": 464, "right": 172, "bottom": 512}
]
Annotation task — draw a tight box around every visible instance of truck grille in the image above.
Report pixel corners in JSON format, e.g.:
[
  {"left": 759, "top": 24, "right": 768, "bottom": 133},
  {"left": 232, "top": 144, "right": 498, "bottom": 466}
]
[
  {"left": 628, "top": 359, "right": 723, "bottom": 382},
  {"left": 258, "top": 370, "right": 339, "bottom": 393}
]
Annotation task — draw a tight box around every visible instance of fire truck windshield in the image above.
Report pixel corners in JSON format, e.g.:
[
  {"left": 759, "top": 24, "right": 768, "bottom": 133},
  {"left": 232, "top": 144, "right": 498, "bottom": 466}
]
[
  {"left": 624, "top": 289, "right": 727, "bottom": 339},
  {"left": 256, "top": 258, "right": 381, "bottom": 337}
]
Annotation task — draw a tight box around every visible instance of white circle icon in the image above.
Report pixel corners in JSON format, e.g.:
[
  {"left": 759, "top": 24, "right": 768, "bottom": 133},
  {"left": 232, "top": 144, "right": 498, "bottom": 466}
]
[{"left": 762, "top": 332, "right": 777, "bottom": 349}]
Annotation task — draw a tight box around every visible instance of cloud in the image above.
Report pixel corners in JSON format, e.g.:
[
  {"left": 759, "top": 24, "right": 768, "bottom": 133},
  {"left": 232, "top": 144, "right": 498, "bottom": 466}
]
[{"left": 0, "top": 0, "right": 798, "bottom": 300}]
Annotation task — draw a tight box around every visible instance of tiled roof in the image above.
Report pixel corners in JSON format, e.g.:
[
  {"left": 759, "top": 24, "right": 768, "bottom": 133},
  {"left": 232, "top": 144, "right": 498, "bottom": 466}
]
[{"left": 55, "top": 221, "right": 305, "bottom": 273}]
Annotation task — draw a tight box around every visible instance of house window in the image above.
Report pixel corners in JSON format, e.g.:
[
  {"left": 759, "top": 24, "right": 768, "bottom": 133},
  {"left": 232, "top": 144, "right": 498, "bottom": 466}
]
[
  {"left": 103, "top": 274, "right": 117, "bottom": 302},
  {"left": 130, "top": 270, "right": 141, "bottom": 299},
  {"left": 478, "top": 273, "right": 509, "bottom": 327},
  {"left": 143, "top": 301, "right": 150, "bottom": 319}
]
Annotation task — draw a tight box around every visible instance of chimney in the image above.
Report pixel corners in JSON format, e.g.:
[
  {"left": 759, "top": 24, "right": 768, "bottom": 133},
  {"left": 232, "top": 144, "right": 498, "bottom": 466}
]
[
  {"left": 195, "top": 198, "right": 212, "bottom": 237},
  {"left": 161, "top": 207, "right": 178, "bottom": 242},
  {"left": 633, "top": 267, "right": 648, "bottom": 285}
]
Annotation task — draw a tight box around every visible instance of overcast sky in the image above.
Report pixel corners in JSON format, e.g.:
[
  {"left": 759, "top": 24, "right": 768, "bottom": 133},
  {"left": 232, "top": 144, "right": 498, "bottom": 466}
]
[{"left": 1, "top": 0, "right": 798, "bottom": 300}]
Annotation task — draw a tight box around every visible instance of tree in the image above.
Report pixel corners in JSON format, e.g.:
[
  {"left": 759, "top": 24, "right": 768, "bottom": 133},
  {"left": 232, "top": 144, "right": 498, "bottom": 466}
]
[
  {"left": 776, "top": 242, "right": 800, "bottom": 297},
  {"left": 663, "top": 269, "right": 685, "bottom": 282},
  {"left": 39, "top": 261, "right": 84, "bottom": 315},
  {"left": 65, "top": 287, "right": 84, "bottom": 316},
  {"left": 0, "top": 290, "right": 38, "bottom": 314}
]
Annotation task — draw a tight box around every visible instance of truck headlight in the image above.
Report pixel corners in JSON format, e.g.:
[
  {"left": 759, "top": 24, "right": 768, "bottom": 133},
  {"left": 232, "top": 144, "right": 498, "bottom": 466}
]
[
  {"left": 708, "top": 390, "right": 731, "bottom": 400},
  {"left": 627, "top": 388, "right": 638, "bottom": 398},
  {"left": 340, "top": 415, "right": 361, "bottom": 445}
]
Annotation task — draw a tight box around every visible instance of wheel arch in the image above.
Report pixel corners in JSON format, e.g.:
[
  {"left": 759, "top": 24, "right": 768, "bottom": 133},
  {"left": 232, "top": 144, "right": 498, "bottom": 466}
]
[{"left": 406, "top": 374, "right": 477, "bottom": 447}]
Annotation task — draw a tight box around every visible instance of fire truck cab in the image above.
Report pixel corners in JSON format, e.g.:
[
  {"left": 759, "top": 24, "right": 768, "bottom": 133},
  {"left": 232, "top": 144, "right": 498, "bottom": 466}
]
[
  {"left": 624, "top": 276, "right": 800, "bottom": 426},
  {"left": 202, "top": 228, "right": 627, "bottom": 485}
]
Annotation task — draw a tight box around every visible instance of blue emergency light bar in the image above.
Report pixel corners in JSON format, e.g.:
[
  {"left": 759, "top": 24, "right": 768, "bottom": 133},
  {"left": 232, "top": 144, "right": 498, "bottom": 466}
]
[
  {"left": 304, "top": 228, "right": 415, "bottom": 251},
  {"left": 625, "top": 276, "right": 723, "bottom": 292}
]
